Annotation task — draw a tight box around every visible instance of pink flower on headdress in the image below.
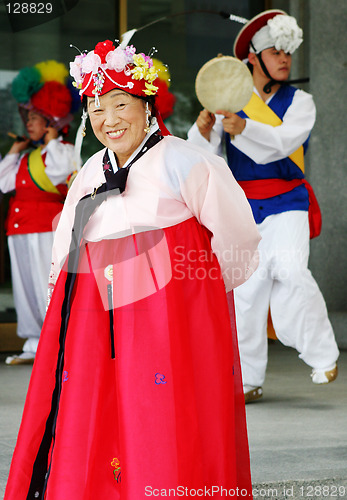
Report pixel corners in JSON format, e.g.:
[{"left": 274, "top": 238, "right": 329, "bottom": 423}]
[
  {"left": 82, "top": 51, "right": 102, "bottom": 75},
  {"left": 106, "top": 47, "right": 128, "bottom": 72},
  {"left": 69, "top": 54, "right": 85, "bottom": 86},
  {"left": 125, "top": 45, "right": 136, "bottom": 64},
  {"left": 139, "top": 53, "right": 153, "bottom": 68}
]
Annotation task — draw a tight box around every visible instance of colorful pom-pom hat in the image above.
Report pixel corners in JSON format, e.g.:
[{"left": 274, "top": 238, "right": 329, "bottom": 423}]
[
  {"left": 11, "top": 60, "right": 79, "bottom": 132},
  {"left": 151, "top": 58, "right": 176, "bottom": 120}
]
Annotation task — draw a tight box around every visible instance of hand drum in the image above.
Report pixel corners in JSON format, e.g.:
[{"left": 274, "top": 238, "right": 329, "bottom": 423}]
[{"left": 195, "top": 55, "right": 253, "bottom": 113}]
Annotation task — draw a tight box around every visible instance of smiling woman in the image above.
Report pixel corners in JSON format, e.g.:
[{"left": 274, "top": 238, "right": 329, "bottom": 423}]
[
  {"left": 87, "top": 90, "right": 149, "bottom": 168},
  {"left": 4, "top": 40, "right": 261, "bottom": 500}
]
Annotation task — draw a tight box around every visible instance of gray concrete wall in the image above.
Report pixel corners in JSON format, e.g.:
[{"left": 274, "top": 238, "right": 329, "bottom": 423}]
[
  {"left": 307, "top": 0, "right": 347, "bottom": 346},
  {"left": 307, "top": 0, "right": 347, "bottom": 311}
]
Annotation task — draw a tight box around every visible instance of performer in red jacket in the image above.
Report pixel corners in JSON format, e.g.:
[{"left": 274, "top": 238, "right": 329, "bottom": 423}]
[{"left": 0, "top": 60, "right": 78, "bottom": 364}]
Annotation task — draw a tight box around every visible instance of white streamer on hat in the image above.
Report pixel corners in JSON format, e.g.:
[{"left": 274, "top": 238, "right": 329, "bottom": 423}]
[
  {"left": 120, "top": 29, "right": 137, "bottom": 48},
  {"left": 72, "top": 109, "right": 88, "bottom": 172}
]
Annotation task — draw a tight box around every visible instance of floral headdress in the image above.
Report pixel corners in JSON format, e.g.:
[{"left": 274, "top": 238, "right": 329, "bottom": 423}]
[
  {"left": 70, "top": 40, "right": 160, "bottom": 107},
  {"left": 70, "top": 41, "right": 173, "bottom": 167}
]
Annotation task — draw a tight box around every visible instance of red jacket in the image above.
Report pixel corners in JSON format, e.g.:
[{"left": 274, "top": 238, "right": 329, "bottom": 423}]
[{"left": 6, "top": 153, "right": 67, "bottom": 236}]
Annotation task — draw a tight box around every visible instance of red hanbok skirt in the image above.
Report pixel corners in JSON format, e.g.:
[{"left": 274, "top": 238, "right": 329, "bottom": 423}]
[{"left": 5, "top": 217, "right": 252, "bottom": 499}]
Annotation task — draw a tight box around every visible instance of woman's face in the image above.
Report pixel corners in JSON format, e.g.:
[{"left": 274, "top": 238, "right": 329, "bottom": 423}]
[
  {"left": 26, "top": 111, "right": 47, "bottom": 142},
  {"left": 87, "top": 90, "right": 148, "bottom": 168}
]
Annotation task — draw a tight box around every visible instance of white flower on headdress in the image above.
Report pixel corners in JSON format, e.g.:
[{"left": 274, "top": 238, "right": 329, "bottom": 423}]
[
  {"left": 268, "top": 15, "right": 303, "bottom": 54},
  {"left": 106, "top": 47, "right": 128, "bottom": 72},
  {"left": 69, "top": 54, "right": 85, "bottom": 87},
  {"left": 81, "top": 51, "right": 102, "bottom": 74}
]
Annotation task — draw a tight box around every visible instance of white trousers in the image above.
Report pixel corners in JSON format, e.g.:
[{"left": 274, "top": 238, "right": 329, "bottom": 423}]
[
  {"left": 234, "top": 211, "right": 339, "bottom": 387},
  {"left": 8, "top": 232, "right": 53, "bottom": 353}
]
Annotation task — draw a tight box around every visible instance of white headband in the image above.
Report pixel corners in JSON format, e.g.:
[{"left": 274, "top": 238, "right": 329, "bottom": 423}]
[{"left": 250, "top": 15, "right": 303, "bottom": 55}]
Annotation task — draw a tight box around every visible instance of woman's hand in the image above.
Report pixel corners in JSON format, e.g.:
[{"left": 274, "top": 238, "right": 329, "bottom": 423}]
[
  {"left": 7, "top": 137, "right": 31, "bottom": 155},
  {"left": 196, "top": 109, "right": 216, "bottom": 141},
  {"left": 44, "top": 126, "right": 59, "bottom": 144},
  {"left": 215, "top": 110, "right": 246, "bottom": 136}
]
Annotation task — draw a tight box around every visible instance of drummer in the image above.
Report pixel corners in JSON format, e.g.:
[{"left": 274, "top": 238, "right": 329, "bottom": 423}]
[{"left": 187, "top": 9, "right": 339, "bottom": 402}]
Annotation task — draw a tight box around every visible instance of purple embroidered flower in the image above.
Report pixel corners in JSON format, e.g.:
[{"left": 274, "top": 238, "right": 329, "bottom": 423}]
[{"left": 155, "top": 373, "right": 167, "bottom": 384}]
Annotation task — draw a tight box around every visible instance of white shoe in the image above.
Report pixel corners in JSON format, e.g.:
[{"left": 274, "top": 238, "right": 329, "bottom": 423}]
[
  {"left": 5, "top": 352, "right": 35, "bottom": 366},
  {"left": 311, "top": 363, "right": 338, "bottom": 384},
  {"left": 244, "top": 385, "right": 263, "bottom": 403}
]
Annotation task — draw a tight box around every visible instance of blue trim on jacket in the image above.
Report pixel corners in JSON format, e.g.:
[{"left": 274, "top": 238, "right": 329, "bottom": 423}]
[{"left": 225, "top": 85, "right": 309, "bottom": 223}]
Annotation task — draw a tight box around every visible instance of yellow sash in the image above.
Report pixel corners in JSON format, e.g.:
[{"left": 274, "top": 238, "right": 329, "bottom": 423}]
[
  {"left": 243, "top": 92, "right": 305, "bottom": 173},
  {"left": 27, "top": 147, "right": 61, "bottom": 194}
]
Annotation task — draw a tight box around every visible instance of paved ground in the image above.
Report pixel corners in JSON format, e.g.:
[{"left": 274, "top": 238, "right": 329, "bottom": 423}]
[
  {"left": 0, "top": 341, "right": 346, "bottom": 499},
  {"left": 246, "top": 342, "right": 347, "bottom": 498}
]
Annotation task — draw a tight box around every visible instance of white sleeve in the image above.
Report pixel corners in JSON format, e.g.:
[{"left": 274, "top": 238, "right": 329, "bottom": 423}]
[
  {"left": 44, "top": 139, "right": 75, "bottom": 186},
  {"left": 48, "top": 155, "right": 98, "bottom": 287},
  {"left": 186, "top": 116, "right": 225, "bottom": 157},
  {"left": 0, "top": 153, "right": 21, "bottom": 193},
  {"left": 232, "top": 89, "right": 316, "bottom": 164},
  {"left": 178, "top": 152, "right": 261, "bottom": 291}
]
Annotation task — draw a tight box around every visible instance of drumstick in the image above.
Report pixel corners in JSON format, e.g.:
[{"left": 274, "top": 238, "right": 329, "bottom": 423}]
[
  {"left": 7, "top": 132, "right": 27, "bottom": 142},
  {"left": 7, "top": 132, "right": 35, "bottom": 148}
]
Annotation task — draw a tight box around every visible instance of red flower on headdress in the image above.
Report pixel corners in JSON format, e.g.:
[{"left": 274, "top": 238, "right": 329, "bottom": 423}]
[{"left": 94, "top": 40, "right": 116, "bottom": 64}]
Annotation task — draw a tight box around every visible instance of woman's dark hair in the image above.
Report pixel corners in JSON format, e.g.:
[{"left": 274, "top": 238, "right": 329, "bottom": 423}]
[
  {"left": 82, "top": 94, "right": 88, "bottom": 112},
  {"left": 139, "top": 95, "right": 155, "bottom": 107}
]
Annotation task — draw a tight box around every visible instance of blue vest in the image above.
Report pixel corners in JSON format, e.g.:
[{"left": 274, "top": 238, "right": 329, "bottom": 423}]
[{"left": 225, "top": 85, "right": 309, "bottom": 224}]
